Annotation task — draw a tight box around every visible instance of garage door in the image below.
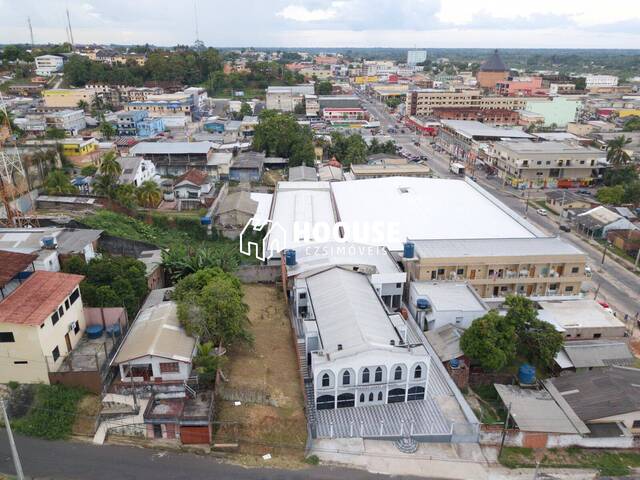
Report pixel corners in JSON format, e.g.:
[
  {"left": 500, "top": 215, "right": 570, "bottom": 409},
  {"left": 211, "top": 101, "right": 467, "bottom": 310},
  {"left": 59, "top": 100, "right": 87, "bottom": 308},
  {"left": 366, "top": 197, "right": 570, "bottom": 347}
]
[{"left": 181, "top": 426, "right": 211, "bottom": 444}]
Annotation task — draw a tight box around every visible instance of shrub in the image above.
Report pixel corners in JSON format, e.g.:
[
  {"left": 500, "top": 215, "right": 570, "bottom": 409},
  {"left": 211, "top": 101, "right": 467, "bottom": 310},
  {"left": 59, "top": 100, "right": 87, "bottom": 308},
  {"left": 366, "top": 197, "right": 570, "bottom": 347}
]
[{"left": 305, "top": 455, "right": 320, "bottom": 465}]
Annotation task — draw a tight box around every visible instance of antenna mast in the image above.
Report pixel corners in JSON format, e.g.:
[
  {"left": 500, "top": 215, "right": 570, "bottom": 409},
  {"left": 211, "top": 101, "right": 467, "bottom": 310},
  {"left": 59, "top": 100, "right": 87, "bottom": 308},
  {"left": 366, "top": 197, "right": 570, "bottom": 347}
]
[
  {"left": 27, "top": 17, "right": 34, "bottom": 46},
  {"left": 66, "top": 8, "right": 75, "bottom": 49}
]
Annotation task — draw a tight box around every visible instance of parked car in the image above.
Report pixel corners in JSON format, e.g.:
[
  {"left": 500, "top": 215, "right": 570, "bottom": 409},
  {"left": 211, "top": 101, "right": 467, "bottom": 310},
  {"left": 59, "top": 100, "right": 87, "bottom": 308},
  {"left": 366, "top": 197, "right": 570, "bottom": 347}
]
[
  {"left": 576, "top": 189, "right": 591, "bottom": 195},
  {"left": 585, "top": 265, "right": 592, "bottom": 276},
  {"left": 536, "top": 208, "right": 548, "bottom": 216},
  {"left": 559, "top": 225, "right": 571, "bottom": 232}
]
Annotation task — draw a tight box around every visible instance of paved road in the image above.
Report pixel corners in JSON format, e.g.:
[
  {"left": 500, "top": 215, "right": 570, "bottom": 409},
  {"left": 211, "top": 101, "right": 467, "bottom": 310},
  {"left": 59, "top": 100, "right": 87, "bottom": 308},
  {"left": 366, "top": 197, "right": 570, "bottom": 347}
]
[
  {"left": 361, "top": 95, "right": 640, "bottom": 321},
  {"left": 0, "top": 434, "right": 414, "bottom": 480}
]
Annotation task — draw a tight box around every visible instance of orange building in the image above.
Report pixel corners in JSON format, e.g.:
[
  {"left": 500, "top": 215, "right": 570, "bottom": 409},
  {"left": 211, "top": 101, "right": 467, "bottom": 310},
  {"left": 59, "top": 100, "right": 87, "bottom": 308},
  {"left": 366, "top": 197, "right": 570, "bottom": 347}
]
[{"left": 476, "top": 50, "right": 509, "bottom": 90}]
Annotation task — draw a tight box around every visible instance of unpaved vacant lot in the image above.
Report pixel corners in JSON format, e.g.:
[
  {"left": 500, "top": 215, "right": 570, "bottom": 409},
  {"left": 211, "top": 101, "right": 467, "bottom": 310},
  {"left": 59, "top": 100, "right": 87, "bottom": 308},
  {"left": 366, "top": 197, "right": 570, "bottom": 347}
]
[{"left": 214, "top": 284, "right": 307, "bottom": 463}]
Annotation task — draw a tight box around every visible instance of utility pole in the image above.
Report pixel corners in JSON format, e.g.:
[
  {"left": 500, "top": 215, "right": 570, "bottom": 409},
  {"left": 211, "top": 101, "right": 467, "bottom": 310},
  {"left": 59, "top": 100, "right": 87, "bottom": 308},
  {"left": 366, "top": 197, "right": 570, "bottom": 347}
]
[
  {"left": 498, "top": 402, "right": 512, "bottom": 460},
  {"left": 66, "top": 8, "right": 75, "bottom": 49},
  {"left": 601, "top": 241, "right": 610, "bottom": 265},
  {"left": 0, "top": 399, "right": 25, "bottom": 480}
]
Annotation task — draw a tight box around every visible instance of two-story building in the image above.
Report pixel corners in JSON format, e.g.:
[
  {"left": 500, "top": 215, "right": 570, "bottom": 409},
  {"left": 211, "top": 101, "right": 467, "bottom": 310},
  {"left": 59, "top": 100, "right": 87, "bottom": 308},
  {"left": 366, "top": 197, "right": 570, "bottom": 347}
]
[{"left": 0, "top": 271, "right": 86, "bottom": 384}]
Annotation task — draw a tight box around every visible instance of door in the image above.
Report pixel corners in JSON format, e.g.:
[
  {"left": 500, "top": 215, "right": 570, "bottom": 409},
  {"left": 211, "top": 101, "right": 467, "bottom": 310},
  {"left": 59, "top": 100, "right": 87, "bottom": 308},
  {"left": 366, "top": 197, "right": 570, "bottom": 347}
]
[
  {"left": 64, "top": 333, "right": 72, "bottom": 353},
  {"left": 153, "top": 424, "right": 162, "bottom": 439},
  {"left": 469, "top": 269, "right": 476, "bottom": 280},
  {"left": 181, "top": 426, "right": 211, "bottom": 444}
]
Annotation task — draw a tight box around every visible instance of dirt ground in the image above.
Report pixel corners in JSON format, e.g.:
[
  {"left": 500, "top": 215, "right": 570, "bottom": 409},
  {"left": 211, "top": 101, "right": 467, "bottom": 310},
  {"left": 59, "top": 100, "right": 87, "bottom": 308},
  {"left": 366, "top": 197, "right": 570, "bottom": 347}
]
[
  {"left": 214, "top": 284, "right": 307, "bottom": 463},
  {"left": 72, "top": 394, "right": 102, "bottom": 437}
]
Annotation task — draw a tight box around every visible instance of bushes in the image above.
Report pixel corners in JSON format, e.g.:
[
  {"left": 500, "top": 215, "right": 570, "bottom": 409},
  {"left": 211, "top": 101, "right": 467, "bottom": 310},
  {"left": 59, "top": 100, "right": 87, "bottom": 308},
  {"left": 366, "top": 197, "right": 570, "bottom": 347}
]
[{"left": 12, "top": 384, "right": 85, "bottom": 440}]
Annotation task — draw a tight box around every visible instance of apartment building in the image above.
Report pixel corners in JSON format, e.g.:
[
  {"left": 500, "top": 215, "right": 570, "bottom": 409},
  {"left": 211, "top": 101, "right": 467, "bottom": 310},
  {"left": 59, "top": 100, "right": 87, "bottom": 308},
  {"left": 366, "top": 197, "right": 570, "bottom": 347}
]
[
  {"left": 406, "top": 89, "right": 527, "bottom": 116},
  {"left": 490, "top": 140, "right": 603, "bottom": 187},
  {"left": 125, "top": 92, "right": 193, "bottom": 117},
  {"left": 407, "top": 50, "right": 427, "bottom": 66},
  {"left": 402, "top": 237, "right": 586, "bottom": 300},
  {"left": 0, "top": 271, "right": 85, "bottom": 384},
  {"left": 44, "top": 109, "right": 86, "bottom": 135},
  {"left": 432, "top": 107, "right": 520, "bottom": 126},
  {"left": 35, "top": 55, "right": 64, "bottom": 77},
  {"left": 116, "top": 110, "right": 164, "bottom": 137},
  {"left": 495, "top": 76, "right": 543, "bottom": 96},
  {"left": 585, "top": 75, "right": 618, "bottom": 89}
]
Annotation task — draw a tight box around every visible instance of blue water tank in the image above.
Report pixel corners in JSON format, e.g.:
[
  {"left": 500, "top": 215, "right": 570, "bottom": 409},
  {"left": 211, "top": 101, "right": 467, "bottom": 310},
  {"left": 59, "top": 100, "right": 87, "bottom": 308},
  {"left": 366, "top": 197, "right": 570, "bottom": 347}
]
[
  {"left": 518, "top": 364, "right": 536, "bottom": 385},
  {"left": 42, "top": 236, "right": 56, "bottom": 248},
  {"left": 417, "top": 298, "right": 430, "bottom": 310},
  {"left": 106, "top": 323, "right": 121, "bottom": 337},
  {"left": 86, "top": 325, "right": 104, "bottom": 339},
  {"left": 285, "top": 249, "right": 297, "bottom": 266},
  {"left": 403, "top": 242, "right": 415, "bottom": 259},
  {"left": 200, "top": 216, "right": 212, "bottom": 225},
  {"left": 450, "top": 358, "right": 460, "bottom": 369}
]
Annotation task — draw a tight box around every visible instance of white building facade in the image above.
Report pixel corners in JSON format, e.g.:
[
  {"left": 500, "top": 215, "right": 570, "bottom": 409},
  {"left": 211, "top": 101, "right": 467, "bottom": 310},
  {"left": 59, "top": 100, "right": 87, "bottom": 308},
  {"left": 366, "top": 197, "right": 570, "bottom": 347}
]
[{"left": 35, "top": 55, "right": 64, "bottom": 76}]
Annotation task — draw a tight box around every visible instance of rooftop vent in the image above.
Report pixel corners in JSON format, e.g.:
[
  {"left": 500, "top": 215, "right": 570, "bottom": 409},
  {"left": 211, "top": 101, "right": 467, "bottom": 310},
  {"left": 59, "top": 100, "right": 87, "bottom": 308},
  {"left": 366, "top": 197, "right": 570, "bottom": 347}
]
[
  {"left": 337, "top": 344, "right": 343, "bottom": 351},
  {"left": 390, "top": 340, "right": 395, "bottom": 346}
]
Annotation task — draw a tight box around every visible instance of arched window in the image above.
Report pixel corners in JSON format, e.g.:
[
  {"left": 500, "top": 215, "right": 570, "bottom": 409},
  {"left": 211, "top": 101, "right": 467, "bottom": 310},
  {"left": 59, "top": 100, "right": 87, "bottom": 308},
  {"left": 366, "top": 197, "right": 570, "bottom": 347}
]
[
  {"left": 316, "top": 395, "right": 335, "bottom": 410},
  {"left": 414, "top": 365, "right": 422, "bottom": 379},
  {"left": 408, "top": 386, "right": 425, "bottom": 401},
  {"left": 378, "top": 391, "right": 383, "bottom": 401},
  {"left": 394, "top": 366, "right": 403, "bottom": 381},
  {"left": 342, "top": 370, "right": 351, "bottom": 386},
  {"left": 337, "top": 393, "right": 355, "bottom": 408},
  {"left": 388, "top": 388, "right": 405, "bottom": 403},
  {"left": 369, "top": 392, "right": 374, "bottom": 402},
  {"left": 322, "top": 373, "right": 330, "bottom": 387},
  {"left": 375, "top": 367, "right": 383, "bottom": 382},
  {"left": 362, "top": 368, "right": 370, "bottom": 384},
  {"left": 360, "top": 393, "right": 365, "bottom": 403}
]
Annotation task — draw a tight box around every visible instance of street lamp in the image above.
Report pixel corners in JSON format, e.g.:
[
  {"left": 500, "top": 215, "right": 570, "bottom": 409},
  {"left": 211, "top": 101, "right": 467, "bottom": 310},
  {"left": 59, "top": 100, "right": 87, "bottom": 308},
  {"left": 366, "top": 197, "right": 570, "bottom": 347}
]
[{"left": 601, "top": 241, "right": 611, "bottom": 265}]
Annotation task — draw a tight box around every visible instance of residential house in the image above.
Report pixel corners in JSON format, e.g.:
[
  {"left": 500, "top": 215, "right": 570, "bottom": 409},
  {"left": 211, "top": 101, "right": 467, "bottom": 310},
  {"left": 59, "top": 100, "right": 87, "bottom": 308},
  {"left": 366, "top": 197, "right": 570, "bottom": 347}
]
[
  {"left": 214, "top": 191, "right": 258, "bottom": 239},
  {"left": 206, "top": 152, "right": 233, "bottom": 179},
  {"left": 112, "top": 301, "right": 197, "bottom": 384},
  {"left": 318, "top": 165, "right": 343, "bottom": 182},
  {"left": 173, "top": 169, "right": 212, "bottom": 204},
  {"left": 115, "top": 110, "right": 164, "bottom": 137},
  {"left": 0, "top": 250, "right": 37, "bottom": 300},
  {"left": 555, "top": 340, "right": 634, "bottom": 372},
  {"left": 0, "top": 271, "right": 85, "bottom": 384},
  {"left": 575, "top": 206, "right": 638, "bottom": 239},
  {"left": 538, "top": 299, "right": 627, "bottom": 340},
  {"left": 229, "top": 152, "right": 265, "bottom": 182},
  {"left": 117, "top": 156, "right": 158, "bottom": 187},
  {"left": 136, "top": 250, "right": 165, "bottom": 291},
  {"left": 129, "top": 142, "right": 214, "bottom": 176},
  {"left": 44, "top": 109, "right": 86, "bottom": 135},
  {"left": 545, "top": 191, "right": 595, "bottom": 216}
]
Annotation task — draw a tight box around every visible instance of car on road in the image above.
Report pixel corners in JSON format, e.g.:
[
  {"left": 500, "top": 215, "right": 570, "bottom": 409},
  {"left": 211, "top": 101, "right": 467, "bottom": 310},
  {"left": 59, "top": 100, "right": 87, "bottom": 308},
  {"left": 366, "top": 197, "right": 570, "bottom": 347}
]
[
  {"left": 585, "top": 265, "right": 592, "bottom": 276},
  {"left": 536, "top": 208, "right": 548, "bottom": 216},
  {"left": 559, "top": 224, "right": 571, "bottom": 232},
  {"left": 576, "top": 189, "right": 591, "bottom": 195}
]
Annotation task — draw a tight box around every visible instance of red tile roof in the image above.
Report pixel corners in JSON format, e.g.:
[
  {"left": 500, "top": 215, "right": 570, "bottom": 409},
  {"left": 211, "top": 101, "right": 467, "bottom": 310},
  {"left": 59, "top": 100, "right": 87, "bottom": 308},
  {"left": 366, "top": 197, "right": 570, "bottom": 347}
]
[
  {"left": 175, "top": 168, "right": 208, "bottom": 186},
  {"left": 0, "top": 250, "right": 37, "bottom": 288},
  {"left": 0, "top": 271, "right": 84, "bottom": 326}
]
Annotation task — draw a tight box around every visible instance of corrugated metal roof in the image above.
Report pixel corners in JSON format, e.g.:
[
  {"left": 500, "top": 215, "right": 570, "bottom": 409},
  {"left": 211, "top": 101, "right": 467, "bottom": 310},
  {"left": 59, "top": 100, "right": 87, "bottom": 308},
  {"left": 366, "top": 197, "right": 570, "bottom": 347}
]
[
  {"left": 288, "top": 166, "right": 318, "bottom": 182},
  {"left": 306, "top": 268, "right": 399, "bottom": 354},
  {"left": 424, "top": 324, "right": 465, "bottom": 362},
  {"left": 130, "top": 141, "right": 213, "bottom": 155},
  {"left": 113, "top": 301, "right": 196, "bottom": 364},
  {"left": 412, "top": 237, "right": 583, "bottom": 259},
  {"left": 495, "top": 384, "right": 588, "bottom": 434},
  {"left": 0, "top": 250, "right": 37, "bottom": 287},
  {"left": 561, "top": 340, "right": 634, "bottom": 369},
  {"left": 411, "top": 282, "right": 487, "bottom": 312}
]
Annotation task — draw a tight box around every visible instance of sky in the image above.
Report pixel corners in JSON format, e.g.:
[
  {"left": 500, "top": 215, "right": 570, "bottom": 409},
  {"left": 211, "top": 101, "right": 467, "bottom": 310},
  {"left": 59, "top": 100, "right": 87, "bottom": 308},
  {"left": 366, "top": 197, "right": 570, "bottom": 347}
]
[{"left": 1, "top": 0, "right": 640, "bottom": 49}]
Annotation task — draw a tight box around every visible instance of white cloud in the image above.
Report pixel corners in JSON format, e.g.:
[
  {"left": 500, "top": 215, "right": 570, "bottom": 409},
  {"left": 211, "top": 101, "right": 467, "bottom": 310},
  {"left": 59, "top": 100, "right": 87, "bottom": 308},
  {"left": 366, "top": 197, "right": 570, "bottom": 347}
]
[{"left": 276, "top": 3, "right": 341, "bottom": 22}]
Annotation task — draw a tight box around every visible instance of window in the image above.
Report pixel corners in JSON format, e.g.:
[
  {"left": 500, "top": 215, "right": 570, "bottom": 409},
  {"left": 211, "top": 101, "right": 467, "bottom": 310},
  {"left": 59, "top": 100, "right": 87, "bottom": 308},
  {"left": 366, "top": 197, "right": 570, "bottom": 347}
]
[
  {"left": 388, "top": 388, "right": 405, "bottom": 403},
  {"left": 408, "top": 386, "right": 425, "bottom": 401},
  {"left": 65, "top": 299, "right": 70, "bottom": 310},
  {"left": 321, "top": 373, "right": 330, "bottom": 387},
  {"left": 58, "top": 306, "right": 64, "bottom": 317},
  {"left": 394, "top": 366, "right": 402, "bottom": 381},
  {"left": 488, "top": 269, "right": 494, "bottom": 277},
  {"left": 565, "top": 286, "right": 574, "bottom": 292},
  {"left": 369, "top": 393, "right": 374, "bottom": 402},
  {"left": 571, "top": 267, "right": 579, "bottom": 274},
  {"left": 437, "top": 268, "right": 445, "bottom": 275},
  {"left": 52, "top": 346, "right": 60, "bottom": 362},
  {"left": 73, "top": 322, "right": 80, "bottom": 335},
  {"left": 360, "top": 393, "right": 365, "bottom": 403},
  {"left": 632, "top": 420, "right": 640, "bottom": 429},
  {"left": 70, "top": 288, "right": 80, "bottom": 304},
  {"left": 395, "top": 283, "right": 401, "bottom": 288},
  {"left": 13, "top": 361, "right": 28, "bottom": 365},
  {"left": 362, "top": 368, "right": 370, "bottom": 384},
  {"left": 316, "top": 395, "right": 335, "bottom": 410},
  {"left": 342, "top": 371, "right": 351, "bottom": 385},
  {"left": 378, "top": 392, "right": 383, "bottom": 401},
  {"left": 414, "top": 365, "right": 422, "bottom": 379},
  {"left": 0, "top": 332, "right": 15, "bottom": 343},
  {"left": 456, "top": 268, "right": 464, "bottom": 275},
  {"left": 51, "top": 311, "right": 60, "bottom": 325},
  {"left": 375, "top": 367, "right": 383, "bottom": 382},
  {"left": 337, "top": 393, "right": 355, "bottom": 408},
  {"left": 593, "top": 333, "right": 602, "bottom": 339},
  {"left": 159, "top": 362, "right": 180, "bottom": 374},
  {"left": 299, "top": 292, "right": 307, "bottom": 300}
]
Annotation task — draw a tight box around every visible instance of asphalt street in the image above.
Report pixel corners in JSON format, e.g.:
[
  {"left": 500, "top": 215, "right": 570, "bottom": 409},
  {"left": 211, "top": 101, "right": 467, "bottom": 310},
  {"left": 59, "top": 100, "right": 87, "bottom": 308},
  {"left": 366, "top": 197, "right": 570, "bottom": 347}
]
[
  {"left": 361, "top": 95, "right": 640, "bottom": 321},
  {"left": 0, "top": 433, "right": 414, "bottom": 480}
]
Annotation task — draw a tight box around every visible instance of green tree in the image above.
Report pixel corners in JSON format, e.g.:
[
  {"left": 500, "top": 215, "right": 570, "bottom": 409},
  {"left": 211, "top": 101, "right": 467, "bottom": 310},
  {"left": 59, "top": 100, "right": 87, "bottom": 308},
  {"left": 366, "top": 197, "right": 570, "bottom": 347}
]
[
  {"left": 606, "top": 135, "right": 632, "bottom": 167},
  {"left": 45, "top": 127, "right": 67, "bottom": 139},
  {"left": 316, "top": 81, "right": 333, "bottom": 95},
  {"left": 162, "top": 244, "right": 240, "bottom": 282},
  {"left": 193, "top": 341, "right": 226, "bottom": 387},
  {"left": 238, "top": 101, "right": 252, "bottom": 118},
  {"left": 622, "top": 116, "right": 640, "bottom": 132},
  {"left": 92, "top": 173, "right": 118, "bottom": 200},
  {"left": 252, "top": 110, "right": 315, "bottom": 163},
  {"left": 623, "top": 181, "right": 640, "bottom": 206},
  {"left": 99, "top": 122, "right": 115, "bottom": 140},
  {"left": 114, "top": 184, "right": 138, "bottom": 209},
  {"left": 460, "top": 311, "right": 517, "bottom": 371},
  {"left": 77, "top": 100, "right": 89, "bottom": 111},
  {"left": 43, "top": 169, "right": 77, "bottom": 195},
  {"left": 603, "top": 165, "right": 638, "bottom": 187},
  {"left": 596, "top": 185, "right": 625, "bottom": 204},
  {"left": 174, "top": 268, "right": 251, "bottom": 345},
  {"left": 98, "top": 151, "right": 122, "bottom": 177},
  {"left": 80, "top": 165, "right": 98, "bottom": 176},
  {"left": 136, "top": 180, "right": 162, "bottom": 208}
]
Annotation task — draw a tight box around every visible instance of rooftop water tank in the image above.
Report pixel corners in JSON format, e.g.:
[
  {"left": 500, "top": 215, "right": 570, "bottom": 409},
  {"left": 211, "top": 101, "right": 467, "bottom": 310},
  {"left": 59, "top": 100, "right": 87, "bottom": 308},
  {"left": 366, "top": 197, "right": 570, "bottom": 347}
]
[
  {"left": 403, "top": 242, "right": 415, "bottom": 259},
  {"left": 42, "top": 236, "right": 56, "bottom": 249},
  {"left": 200, "top": 216, "right": 212, "bottom": 225},
  {"left": 450, "top": 358, "right": 460, "bottom": 369},
  {"left": 518, "top": 364, "right": 536, "bottom": 385},
  {"left": 86, "top": 325, "right": 104, "bottom": 339},
  {"left": 285, "top": 249, "right": 297, "bottom": 266},
  {"left": 416, "top": 298, "right": 430, "bottom": 310}
]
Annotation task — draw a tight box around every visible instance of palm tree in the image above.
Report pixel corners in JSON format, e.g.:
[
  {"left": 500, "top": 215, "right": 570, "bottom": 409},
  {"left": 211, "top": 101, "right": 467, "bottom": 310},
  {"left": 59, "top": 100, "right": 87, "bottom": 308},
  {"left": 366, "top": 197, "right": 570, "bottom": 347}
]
[
  {"left": 92, "top": 173, "right": 118, "bottom": 200},
  {"left": 98, "top": 151, "right": 122, "bottom": 177},
  {"left": 44, "top": 170, "right": 77, "bottom": 195},
  {"left": 136, "top": 180, "right": 162, "bottom": 208},
  {"left": 606, "top": 135, "right": 632, "bottom": 167},
  {"left": 77, "top": 100, "right": 89, "bottom": 111}
]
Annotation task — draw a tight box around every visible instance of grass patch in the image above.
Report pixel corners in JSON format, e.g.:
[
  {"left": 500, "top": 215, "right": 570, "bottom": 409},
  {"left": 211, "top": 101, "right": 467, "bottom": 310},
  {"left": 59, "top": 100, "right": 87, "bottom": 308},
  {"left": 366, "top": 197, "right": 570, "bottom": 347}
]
[
  {"left": 499, "top": 447, "right": 640, "bottom": 476},
  {"left": 12, "top": 384, "right": 86, "bottom": 440}
]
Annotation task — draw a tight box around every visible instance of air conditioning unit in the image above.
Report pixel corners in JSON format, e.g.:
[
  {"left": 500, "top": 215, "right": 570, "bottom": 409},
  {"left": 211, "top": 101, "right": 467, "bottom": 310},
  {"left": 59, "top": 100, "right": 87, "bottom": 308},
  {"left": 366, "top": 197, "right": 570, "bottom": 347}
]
[{"left": 68, "top": 321, "right": 78, "bottom": 332}]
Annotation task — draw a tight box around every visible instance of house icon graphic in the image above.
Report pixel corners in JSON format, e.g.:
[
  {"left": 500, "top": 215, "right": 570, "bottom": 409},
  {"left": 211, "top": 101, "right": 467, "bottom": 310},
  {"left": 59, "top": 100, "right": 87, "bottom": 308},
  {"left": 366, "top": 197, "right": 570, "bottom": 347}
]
[{"left": 239, "top": 218, "right": 287, "bottom": 262}]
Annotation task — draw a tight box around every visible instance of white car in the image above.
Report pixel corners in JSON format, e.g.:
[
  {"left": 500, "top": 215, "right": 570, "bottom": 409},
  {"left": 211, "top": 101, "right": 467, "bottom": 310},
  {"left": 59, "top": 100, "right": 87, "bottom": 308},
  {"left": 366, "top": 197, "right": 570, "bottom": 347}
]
[{"left": 536, "top": 208, "right": 547, "bottom": 216}]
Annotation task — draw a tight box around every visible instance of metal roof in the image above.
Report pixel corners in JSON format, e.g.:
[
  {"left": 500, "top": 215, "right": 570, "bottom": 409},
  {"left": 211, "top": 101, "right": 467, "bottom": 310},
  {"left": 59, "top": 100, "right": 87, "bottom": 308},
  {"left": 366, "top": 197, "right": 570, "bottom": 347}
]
[
  {"left": 130, "top": 142, "right": 213, "bottom": 155},
  {"left": 495, "top": 384, "right": 588, "bottom": 434},
  {"left": 288, "top": 166, "right": 318, "bottom": 182},
  {"left": 113, "top": 301, "right": 196, "bottom": 364},
  {"left": 424, "top": 324, "right": 465, "bottom": 362},
  {"left": 559, "top": 340, "right": 635, "bottom": 369},
  {"left": 547, "top": 367, "right": 640, "bottom": 422},
  {"left": 479, "top": 49, "right": 508, "bottom": 72},
  {"left": 412, "top": 237, "right": 583, "bottom": 259},
  {"left": 441, "top": 120, "right": 534, "bottom": 139},
  {"left": 411, "top": 282, "right": 487, "bottom": 313},
  {"left": 216, "top": 191, "right": 258, "bottom": 216},
  {"left": 0, "top": 250, "right": 37, "bottom": 288},
  {"left": 306, "top": 268, "right": 399, "bottom": 355}
]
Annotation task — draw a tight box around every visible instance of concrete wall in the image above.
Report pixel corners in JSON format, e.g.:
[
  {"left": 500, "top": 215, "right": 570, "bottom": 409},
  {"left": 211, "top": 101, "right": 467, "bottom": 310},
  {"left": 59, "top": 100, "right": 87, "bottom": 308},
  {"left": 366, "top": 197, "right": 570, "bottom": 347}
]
[
  {"left": 480, "top": 426, "right": 634, "bottom": 449},
  {"left": 235, "top": 265, "right": 281, "bottom": 283},
  {"left": 99, "top": 233, "right": 159, "bottom": 257}
]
